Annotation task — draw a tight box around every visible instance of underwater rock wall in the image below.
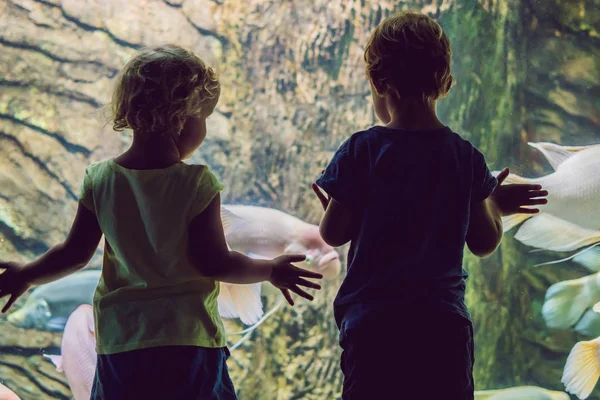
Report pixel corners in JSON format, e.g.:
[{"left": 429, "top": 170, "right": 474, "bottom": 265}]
[{"left": 0, "top": 0, "right": 599, "bottom": 398}]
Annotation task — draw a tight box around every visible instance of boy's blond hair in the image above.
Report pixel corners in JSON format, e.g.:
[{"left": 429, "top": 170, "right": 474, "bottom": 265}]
[
  {"left": 364, "top": 12, "right": 454, "bottom": 102},
  {"left": 110, "top": 44, "right": 220, "bottom": 137}
]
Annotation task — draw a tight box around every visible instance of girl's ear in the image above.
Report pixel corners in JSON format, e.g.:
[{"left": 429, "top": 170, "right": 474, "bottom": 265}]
[{"left": 369, "top": 79, "right": 385, "bottom": 97}]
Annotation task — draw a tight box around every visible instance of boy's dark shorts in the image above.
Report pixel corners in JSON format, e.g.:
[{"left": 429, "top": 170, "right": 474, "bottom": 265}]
[
  {"left": 339, "top": 305, "right": 474, "bottom": 400},
  {"left": 90, "top": 345, "right": 237, "bottom": 400}
]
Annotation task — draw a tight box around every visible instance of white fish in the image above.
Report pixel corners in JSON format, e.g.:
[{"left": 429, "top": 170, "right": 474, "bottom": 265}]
[
  {"left": 541, "top": 272, "right": 600, "bottom": 330},
  {"left": 217, "top": 205, "right": 342, "bottom": 326},
  {"left": 496, "top": 142, "right": 600, "bottom": 262},
  {"left": 574, "top": 309, "right": 600, "bottom": 337},
  {"left": 474, "top": 385, "right": 569, "bottom": 400},
  {"left": 0, "top": 382, "right": 20, "bottom": 400},
  {"left": 44, "top": 305, "right": 97, "bottom": 400},
  {"left": 562, "top": 336, "right": 600, "bottom": 399}
]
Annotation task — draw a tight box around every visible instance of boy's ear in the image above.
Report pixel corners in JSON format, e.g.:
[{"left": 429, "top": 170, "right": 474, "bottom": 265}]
[{"left": 443, "top": 74, "right": 454, "bottom": 96}]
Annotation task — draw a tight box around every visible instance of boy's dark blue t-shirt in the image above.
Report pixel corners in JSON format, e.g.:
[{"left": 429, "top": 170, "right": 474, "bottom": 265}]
[{"left": 316, "top": 125, "right": 498, "bottom": 328}]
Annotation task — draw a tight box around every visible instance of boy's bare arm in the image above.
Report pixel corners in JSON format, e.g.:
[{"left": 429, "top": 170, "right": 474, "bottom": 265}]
[
  {"left": 466, "top": 198, "right": 503, "bottom": 258},
  {"left": 319, "top": 199, "right": 356, "bottom": 248},
  {"left": 466, "top": 168, "right": 548, "bottom": 259}
]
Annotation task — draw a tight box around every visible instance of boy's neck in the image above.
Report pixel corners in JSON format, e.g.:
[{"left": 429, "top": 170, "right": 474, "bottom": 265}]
[{"left": 384, "top": 98, "right": 445, "bottom": 131}]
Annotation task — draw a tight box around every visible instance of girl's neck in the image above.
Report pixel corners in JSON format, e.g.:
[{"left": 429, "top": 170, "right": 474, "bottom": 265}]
[{"left": 114, "top": 134, "right": 181, "bottom": 170}]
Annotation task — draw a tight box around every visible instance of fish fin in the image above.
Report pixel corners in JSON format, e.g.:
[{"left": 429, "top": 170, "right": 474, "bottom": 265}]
[
  {"left": 502, "top": 213, "right": 532, "bottom": 232},
  {"left": 542, "top": 276, "right": 590, "bottom": 329},
  {"left": 574, "top": 247, "right": 600, "bottom": 272},
  {"left": 528, "top": 142, "right": 590, "bottom": 171},
  {"left": 220, "top": 206, "right": 251, "bottom": 236},
  {"left": 46, "top": 317, "right": 68, "bottom": 331},
  {"left": 43, "top": 354, "right": 63, "bottom": 372},
  {"left": 217, "top": 284, "right": 239, "bottom": 320},
  {"left": 575, "top": 310, "right": 600, "bottom": 337},
  {"left": 218, "top": 282, "right": 263, "bottom": 325},
  {"left": 562, "top": 339, "right": 600, "bottom": 399},
  {"left": 533, "top": 244, "right": 600, "bottom": 269},
  {"left": 514, "top": 214, "right": 600, "bottom": 252}
]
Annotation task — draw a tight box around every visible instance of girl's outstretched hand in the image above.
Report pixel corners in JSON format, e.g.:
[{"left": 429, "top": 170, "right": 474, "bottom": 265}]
[
  {"left": 491, "top": 168, "right": 548, "bottom": 217},
  {"left": 268, "top": 254, "right": 323, "bottom": 306},
  {"left": 0, "top": 262, "right": 31, "bottom": 313}
]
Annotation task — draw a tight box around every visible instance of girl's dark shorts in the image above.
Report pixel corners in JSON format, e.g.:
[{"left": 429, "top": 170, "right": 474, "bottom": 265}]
[
  {"left": 339, "top": 308, "right": 475, "bottom": 400},
  {"left": 90, "top": 345, "right": 237, "bottom": 400}
]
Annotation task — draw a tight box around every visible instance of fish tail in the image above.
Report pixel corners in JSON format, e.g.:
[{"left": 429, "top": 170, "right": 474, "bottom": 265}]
[
  {"left": 43, "top": 354, "right": 63, "bottom": 372},
  {"left": 562, "top": 339, "right": 600, "bottom": 399},
  {"left": 542, "top": 277, "right": 590, "bottom": 329},
  {"left": 217, "top": 282, "right": 263, "bottom": 326}
]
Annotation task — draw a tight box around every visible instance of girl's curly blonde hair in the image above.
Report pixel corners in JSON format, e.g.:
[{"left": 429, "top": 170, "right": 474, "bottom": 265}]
[
  {"left": 110, "top": 44, "right": 220, "bottom": 137},
  {"left": 364, "top": 12, "right": 454, "bottom": 102}
]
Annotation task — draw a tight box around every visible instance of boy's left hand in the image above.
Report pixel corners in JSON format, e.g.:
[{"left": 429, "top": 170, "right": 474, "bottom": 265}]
[
  {"left": 0, "top": 262, "right": 32, "bottom": 313},
  {"left": 491, "top": 168, "right": 548, "bottom": 217},
  {"left": 312, "top": 170, "right": 331, "bottom": 211}
]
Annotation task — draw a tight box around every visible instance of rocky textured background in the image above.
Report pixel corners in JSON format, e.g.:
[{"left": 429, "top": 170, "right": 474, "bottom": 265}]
[{"left": 0, "top": 0, "right": 599, "bottom": 399}]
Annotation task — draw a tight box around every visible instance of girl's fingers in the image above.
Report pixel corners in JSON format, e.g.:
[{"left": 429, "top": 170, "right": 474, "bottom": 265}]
[
  {"left": 295, "top": 277, "right": 321, "bottom": 290},
  {"left": 281, "top": 289, "right": 294, "bottom": 306},
  {"left": 295, "top": 268, "right": 323, "bottom": 279},
  {"left": 289, "top": 286, "right": 313, "bottom": 301},
  {"left": 2, "top": 294, "right": 16, "bottom": 313}
]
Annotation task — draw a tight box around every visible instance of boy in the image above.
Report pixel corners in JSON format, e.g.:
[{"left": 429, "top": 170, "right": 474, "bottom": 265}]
[{"left": 312, "top": 12, "right": 547, "bottom": 400}]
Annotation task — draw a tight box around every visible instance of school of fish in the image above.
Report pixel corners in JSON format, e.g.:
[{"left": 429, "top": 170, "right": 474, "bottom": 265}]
[{"left": 498, "top": 142, "right": 600, "bottom": 399}]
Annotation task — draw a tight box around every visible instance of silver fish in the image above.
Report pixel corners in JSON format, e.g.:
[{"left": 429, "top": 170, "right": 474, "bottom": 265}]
[
  {"left": 7, "top": 270, "right": 100, "bottom": 331},
  {"left": 496, "top": 142, "right": 600, "bottom": 269}
]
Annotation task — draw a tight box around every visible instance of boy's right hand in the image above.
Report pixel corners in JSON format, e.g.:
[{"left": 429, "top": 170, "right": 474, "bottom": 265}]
[
  {"left": 490, "top": 168, "right": 548, "bottom": 217},
  {"left": 268, "top": 255, "right": 323, "bottom": 306}
]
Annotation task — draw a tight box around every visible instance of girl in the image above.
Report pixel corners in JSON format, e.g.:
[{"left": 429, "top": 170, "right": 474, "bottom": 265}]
[{"left": 0, "top": 44, "right": 322, "bottom": 400}]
